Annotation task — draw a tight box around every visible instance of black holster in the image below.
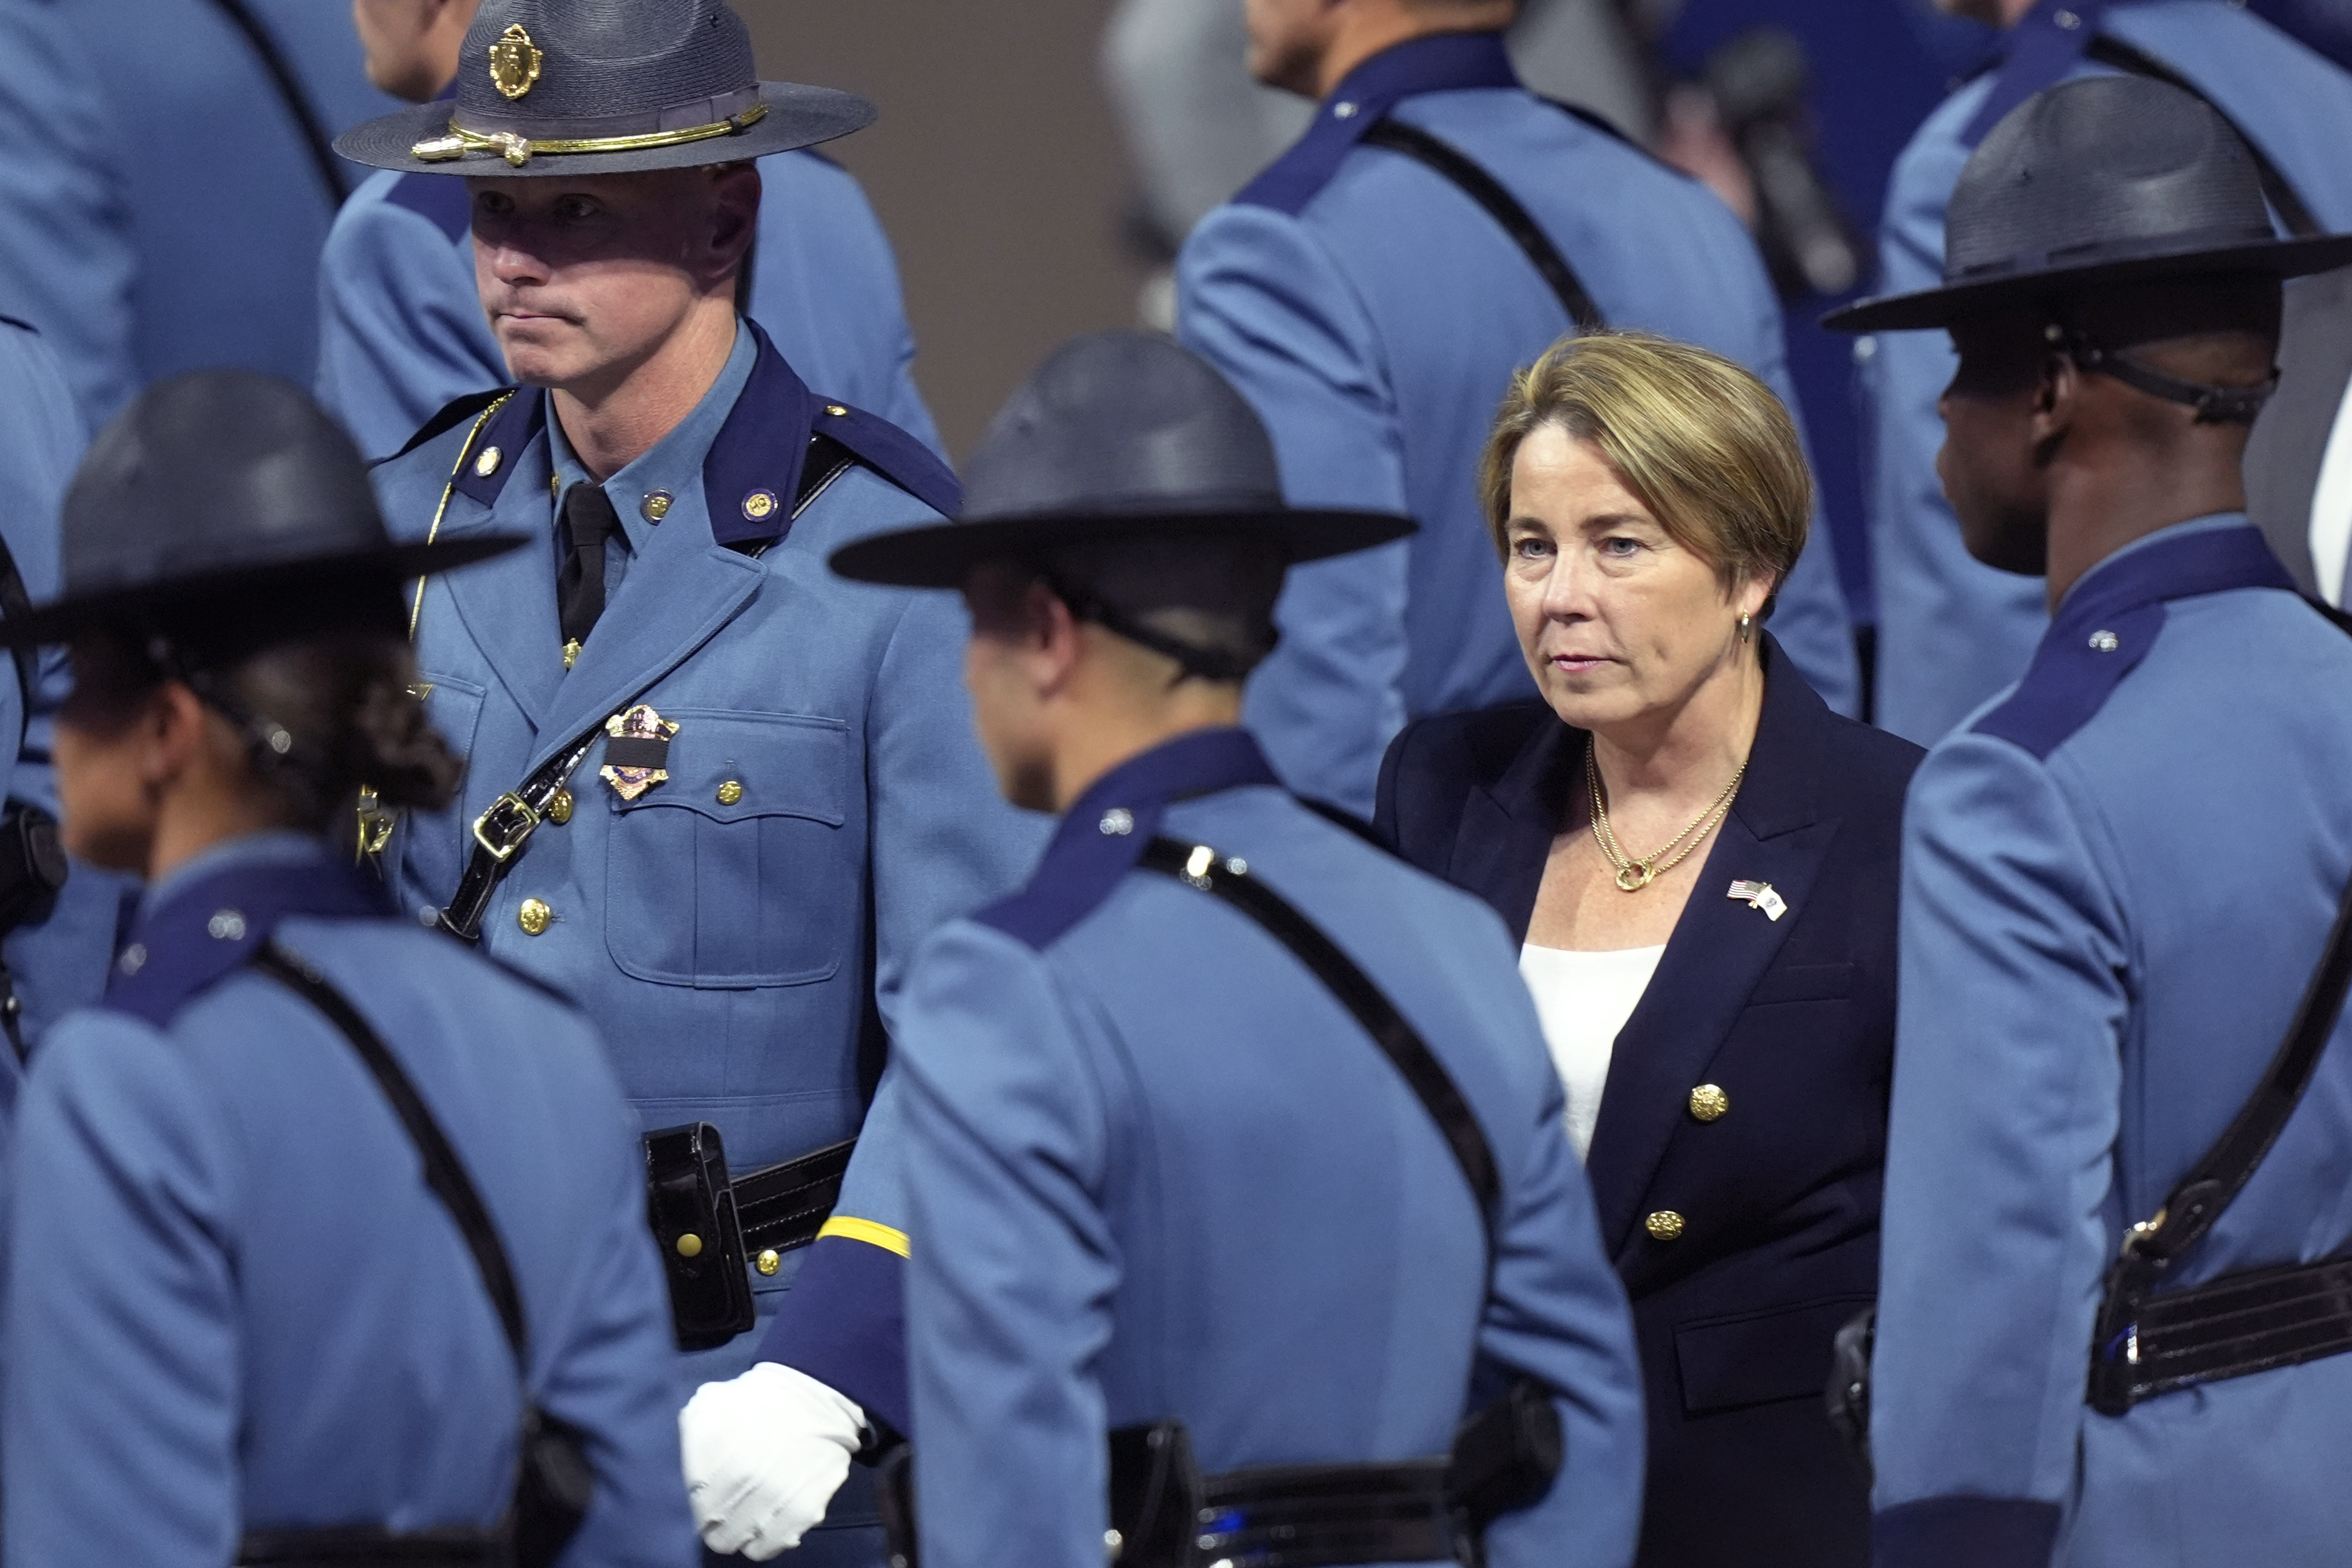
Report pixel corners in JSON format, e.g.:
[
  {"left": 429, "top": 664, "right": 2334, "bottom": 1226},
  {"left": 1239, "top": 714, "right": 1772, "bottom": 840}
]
[
  {"left": 644, "top": 1122, "right": 756, "bottom": 1350},
  {"left": 876, "top": 1379, "right": 1562, "bottom": 1568}
]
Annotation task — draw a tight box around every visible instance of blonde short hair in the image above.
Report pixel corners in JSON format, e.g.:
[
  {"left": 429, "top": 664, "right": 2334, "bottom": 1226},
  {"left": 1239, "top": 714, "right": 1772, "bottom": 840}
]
[{"left": 1478, "top": 331, "right": 1811, "bottom": 607}]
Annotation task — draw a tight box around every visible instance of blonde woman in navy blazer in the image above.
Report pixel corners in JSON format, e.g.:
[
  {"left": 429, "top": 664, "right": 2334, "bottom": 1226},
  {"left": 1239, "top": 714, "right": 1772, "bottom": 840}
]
[{"left": 1376, "top": 332, "right": 1921, "bottom": 1568}]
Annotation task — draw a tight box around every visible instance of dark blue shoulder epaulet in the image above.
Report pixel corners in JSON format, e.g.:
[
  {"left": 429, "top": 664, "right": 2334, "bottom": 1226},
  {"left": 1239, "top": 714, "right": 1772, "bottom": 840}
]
[
  {"left": 383, "top": 386, "right": 517, "bottom": 465},
  {"left": 383, "top": 170, "right": 471, "bottom": 242},
  {"left": 810, "top": 401, "right": 963, "bottom": 519}
]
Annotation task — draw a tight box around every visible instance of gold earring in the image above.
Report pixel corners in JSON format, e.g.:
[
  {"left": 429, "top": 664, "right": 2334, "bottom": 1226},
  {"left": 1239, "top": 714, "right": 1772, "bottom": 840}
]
[{"left": 1737, "top": 611, "right": 1754, "bottom": 642}]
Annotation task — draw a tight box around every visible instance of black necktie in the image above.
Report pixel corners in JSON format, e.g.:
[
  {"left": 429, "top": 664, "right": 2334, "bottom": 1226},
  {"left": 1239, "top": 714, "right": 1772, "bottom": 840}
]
[{"left": 557, "top": 482, "right": 620, "bottom": 648}]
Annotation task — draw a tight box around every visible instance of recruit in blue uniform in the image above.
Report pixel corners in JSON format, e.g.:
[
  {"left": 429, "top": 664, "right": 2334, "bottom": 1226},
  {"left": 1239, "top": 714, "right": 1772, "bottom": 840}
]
[
  {"left": 815, "top": 329, "right": 1646, "bottom": 1568},
  {"left": 1827, "top": 74, "right": 2352, "bottom": 1568},
  {"left": 1859, "top": 0, "right": 2352, "bottom": 743},
  {"left": 2, "top": 371, "right": 694, "bottom": 1568},
  {"left": 337, "top": 4, "right": 1042, "bottom": 1562},
  {"left": 1178, "top": 21, "right": 1857, "bottom": 815}
]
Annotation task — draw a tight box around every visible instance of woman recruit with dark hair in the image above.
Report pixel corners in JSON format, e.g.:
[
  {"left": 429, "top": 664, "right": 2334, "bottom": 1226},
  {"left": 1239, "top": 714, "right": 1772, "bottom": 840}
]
[
  {"left": 1375, "top": 331, "right": 1922, "bottom": 1567},
  {"left": 0, "top": 371, "right": 696, "bottom": 1567}
]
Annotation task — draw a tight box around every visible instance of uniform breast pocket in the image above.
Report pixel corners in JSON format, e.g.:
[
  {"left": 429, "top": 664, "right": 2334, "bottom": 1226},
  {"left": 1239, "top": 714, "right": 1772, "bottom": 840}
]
[
  {"left": 417, "top": 673, "right": 488, "bottom": 768},
  {"left": 603, "top": 711, "right": 857, "bottom": 989},
  {"left": 399, "top": 674, "right": 489, "bottom": 901}
]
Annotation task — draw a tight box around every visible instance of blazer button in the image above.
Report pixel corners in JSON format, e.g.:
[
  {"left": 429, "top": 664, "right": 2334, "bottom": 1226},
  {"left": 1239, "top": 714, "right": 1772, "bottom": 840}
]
[
  {"left": 755, "top": 1248, "right": 781, "bottom": 1276},
  {"left": 517, "top": 898, "right": 553, "bottom": 936},
  {"left": 546, "top": 789, "right": 573, "bottom": 826},
  {"left": 1688, "top": 1084, "right": 1729, "bottom": 1123},
  {"left": 1645, "top": 1210, "right": 1686, "bottom": 1242},
  {"left": 717, "top": 779, "right": 744, "bottom": 805}
]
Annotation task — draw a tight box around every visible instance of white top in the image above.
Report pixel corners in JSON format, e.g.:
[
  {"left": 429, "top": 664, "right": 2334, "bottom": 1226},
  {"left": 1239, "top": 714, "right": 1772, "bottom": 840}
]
[
  {"left": 2306, "top": 375, "right": 2352, "bottom": 606},
  {"left": 1517, "top": 943, "right": 1667, "bottom": 1160}
]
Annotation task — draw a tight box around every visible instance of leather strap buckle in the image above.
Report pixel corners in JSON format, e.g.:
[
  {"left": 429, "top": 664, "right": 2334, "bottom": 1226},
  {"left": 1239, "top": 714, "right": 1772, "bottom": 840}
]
[{"left": 471, "top": 793, "right": 541, "bottom": 863}]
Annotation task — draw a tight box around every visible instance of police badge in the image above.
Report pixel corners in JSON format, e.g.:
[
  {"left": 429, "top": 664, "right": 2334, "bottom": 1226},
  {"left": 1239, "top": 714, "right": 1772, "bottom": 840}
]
[
  {"left": 601, "top": 705, "right": 678, "bottom": 801},
  {"left": 488, "top": 23, "right": 542, "bottom": 101}
]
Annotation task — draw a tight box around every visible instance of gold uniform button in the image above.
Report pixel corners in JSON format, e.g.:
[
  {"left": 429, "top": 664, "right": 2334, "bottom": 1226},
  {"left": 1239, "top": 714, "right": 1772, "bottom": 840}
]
[
  {"left": 755, "top": 1248, "right": 781, "bottom": 1276},
  {"left": 825, "top": 404, "right": 849, "bottom": 417},
  {"left": 546, "top": 788, "right": 573, "bottom": 826},
  {"left": 1645, "top": 1210, "right": 1686, "bottom": 1242},
  {"left": 474, "top": 445, "right": 502, "bottom": 478},
  {"left": 1688, "top": 1084, "right": 1730, "bottom": 1123},
  {"left": 675, "top": 1232, "right": 704, "bottom": 1259},
  {"left": 717, "top": 779, "right": 744, "bottom": 805},
  {"left": 517, "top": 898, "right": 552, "bottom": 936}
]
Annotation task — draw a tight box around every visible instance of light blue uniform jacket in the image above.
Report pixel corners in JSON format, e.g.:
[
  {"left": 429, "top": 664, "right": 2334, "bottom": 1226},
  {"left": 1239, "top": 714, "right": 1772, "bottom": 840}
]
[
  {"left": 317, "top": 152, "right": 942, "bottom": 462},
  {"left": 0, "top": 0, "right": 395, "bottom": 429},
  {"left": 372, "top": 322, "right": 1043, "bottom": 1409},
  {"left": 897, "top": 727, "right": 1646, "bottom": 1568},
  {"left": 1871, "top": 518, "right": 2352, "bottom": 1568},
  {"left": 2, "top": 833, "right": 693, "bottom": 1568},
  {"left": 1177, "top": 30, "right": 1856, "bottom": 817},
  {"left": 0, "top": 321, "right": 130, "bottom": 1068},
  {"left": 1860, "top": 0, "right": 2352, "bottom": 745}
]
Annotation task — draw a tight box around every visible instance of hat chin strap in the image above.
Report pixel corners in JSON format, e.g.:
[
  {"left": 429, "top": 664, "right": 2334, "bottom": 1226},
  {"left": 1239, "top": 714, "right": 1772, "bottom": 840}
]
[
  {"left": 1039, "top": 573, "right": 1273, "bottom": 687},
  {"left": 2048, "top": 325, "right": 2278, "bottom": 425}
]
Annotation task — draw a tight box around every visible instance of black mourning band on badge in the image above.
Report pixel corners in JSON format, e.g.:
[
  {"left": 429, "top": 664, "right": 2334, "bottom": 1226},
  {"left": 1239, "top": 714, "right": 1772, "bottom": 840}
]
[{"left": 602, "top": 735, "right": 672, "bottom": 770}]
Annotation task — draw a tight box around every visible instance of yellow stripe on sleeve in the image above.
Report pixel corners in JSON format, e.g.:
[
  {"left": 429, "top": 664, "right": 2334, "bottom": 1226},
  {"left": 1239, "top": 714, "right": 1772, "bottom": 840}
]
[{"left": 817, "top": 1216, "right": 909, "bottom": 1257}]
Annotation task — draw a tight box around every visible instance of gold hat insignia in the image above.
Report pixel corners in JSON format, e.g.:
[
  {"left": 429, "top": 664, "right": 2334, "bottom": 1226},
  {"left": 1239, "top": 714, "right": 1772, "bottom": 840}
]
[{"left": 488, "top": 23, "right": 543, "bottom": 101}]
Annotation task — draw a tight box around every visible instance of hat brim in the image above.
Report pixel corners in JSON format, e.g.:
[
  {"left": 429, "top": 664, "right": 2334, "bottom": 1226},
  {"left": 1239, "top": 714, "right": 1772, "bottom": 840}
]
[
  {"left": 828, "top": 508, "right": 1417, "bottom": 590},
  {"left": 334, "top": 82, "right": 876, "bottom": 178},
  {"left": 0, "top": 533, "right": 527, "bottom": 648},
  {"left": 1822, "top": 232, "right": 2352, "bottom": 334}
]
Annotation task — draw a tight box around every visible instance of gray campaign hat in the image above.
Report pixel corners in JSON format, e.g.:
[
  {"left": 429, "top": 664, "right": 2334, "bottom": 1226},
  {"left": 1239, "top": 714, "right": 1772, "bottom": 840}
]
[
  {"left": 829, "top": 332, "right": 1413, "bottom": 590},
  {"left": 0, "top": 371, "right": 524, "bottom": 648},
  {"left": 1825, "top": 75, "right": 2352, "bottom": 335},
  {"left": 336, "top": 0, "right": 874, "bottom": 178}
]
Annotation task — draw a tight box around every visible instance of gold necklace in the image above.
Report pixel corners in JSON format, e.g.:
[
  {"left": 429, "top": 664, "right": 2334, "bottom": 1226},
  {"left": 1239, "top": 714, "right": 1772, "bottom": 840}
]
[{"left": 1586, "top": 746, "right": 1747, "bottom": 893}]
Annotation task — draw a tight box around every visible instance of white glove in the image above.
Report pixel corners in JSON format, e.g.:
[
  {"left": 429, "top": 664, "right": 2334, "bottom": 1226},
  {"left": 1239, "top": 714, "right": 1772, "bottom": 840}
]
[{"left": 680, "top": 1361, "right": 868, "bottom": 1560}]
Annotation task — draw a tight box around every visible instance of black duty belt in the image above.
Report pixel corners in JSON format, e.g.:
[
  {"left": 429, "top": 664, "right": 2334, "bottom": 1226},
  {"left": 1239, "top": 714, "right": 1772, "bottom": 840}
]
[
  {"left": 237, "top": 1527, "right": 510, "bottom": 1566},
  {"left": 1190, "top": 1455, "right": 1456, "bottom": 1568},
  {"left": 644, "top": 1124, "right": 856, "bottom": 1350},
  {"left": 2091, "top": 1249, "right": 2352, "bottom": 1411}
]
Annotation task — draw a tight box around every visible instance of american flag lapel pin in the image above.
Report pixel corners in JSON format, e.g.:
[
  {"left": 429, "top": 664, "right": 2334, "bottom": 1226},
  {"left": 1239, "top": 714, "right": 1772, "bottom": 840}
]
[{"left": 1727, "top": 878, "right": 1787, "bottom": 921}]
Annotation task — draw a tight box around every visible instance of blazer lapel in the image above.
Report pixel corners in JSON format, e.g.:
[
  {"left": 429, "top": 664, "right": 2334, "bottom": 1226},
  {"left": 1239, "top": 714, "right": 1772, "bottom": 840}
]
[
  {"left": 529, "top": 503, "right": 764, "bottom": 774},
  {"left": 434, "top": 435, "right": 562, "bottom": 733},
  {"left": 1580, "top": 645, "right": 1841, "bottom": 1254},
  {"left": 1454, "top": 719, "right": 1576, "bottom": 942}
]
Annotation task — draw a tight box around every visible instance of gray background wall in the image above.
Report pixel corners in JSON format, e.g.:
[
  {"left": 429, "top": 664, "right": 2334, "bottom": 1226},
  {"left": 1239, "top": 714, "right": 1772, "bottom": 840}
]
[{"left": 742, "top": 2, "right": 1153, "bottom": 459}]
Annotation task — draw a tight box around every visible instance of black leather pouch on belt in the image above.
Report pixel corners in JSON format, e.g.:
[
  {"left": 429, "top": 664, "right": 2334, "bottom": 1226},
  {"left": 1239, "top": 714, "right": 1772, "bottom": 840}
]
[
  {"left": 0, "top": 805, "right": 66, "bottom": 932},
  {"left": 642, "top": 1123, "right": 857, "bottom": 1351}
]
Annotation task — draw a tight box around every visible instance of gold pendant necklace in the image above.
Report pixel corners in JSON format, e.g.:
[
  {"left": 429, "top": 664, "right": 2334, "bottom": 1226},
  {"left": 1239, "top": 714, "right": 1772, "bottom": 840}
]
[{"left": 1587, "top": 746, "right": 1747, "bottom": 893}]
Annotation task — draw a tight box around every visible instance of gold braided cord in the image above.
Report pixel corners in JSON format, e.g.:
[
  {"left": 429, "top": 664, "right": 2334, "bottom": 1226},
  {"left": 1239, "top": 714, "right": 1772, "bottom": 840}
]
[
  {"left": 1586, "top": 745, "right": 1747, "bottom": 893},
  {"left": 412, "top": 102, "right": 769, "bottom": 168},
  {"left": 408, "top": 393, "right": 512, "bottom": 641}
]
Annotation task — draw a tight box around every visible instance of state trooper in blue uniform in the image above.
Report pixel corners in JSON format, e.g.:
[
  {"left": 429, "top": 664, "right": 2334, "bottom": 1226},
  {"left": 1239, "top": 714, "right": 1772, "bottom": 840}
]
[
  {"left": 316, "top": 0, "right": 943, "bottom": 460},
  {"left": 0, "top": 369, "right": 694, "bottom": 1568},
  {"left": 1825, "top": 76, "right": 2352, "bottom": 1567},
  {"left": 0, "top": 0, "right": 397, "bottom": 429},
  {"left": 1860, "top": 0, "right": 2352, "bottom": 744},
  {"left": 1177, "top": 0, "right": 1857, "bottom": 817},
  {"left": 0, "top": 319, "right": 124, "bottom": 1063},
  {"left": 806, "top": 332, "right": 1647, "bottom": 1568},
  {"left": 340, "top": 3, "right": 1040, "bottom": 1561}
]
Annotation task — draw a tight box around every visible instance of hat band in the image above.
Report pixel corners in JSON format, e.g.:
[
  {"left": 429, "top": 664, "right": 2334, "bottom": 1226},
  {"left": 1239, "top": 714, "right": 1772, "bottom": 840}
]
[
  {"left": 414, "top": 92, "right": 768, "bottom": 168},
  {"left": 1945, "top": 222, "right": 2281, "bottom": 285}
]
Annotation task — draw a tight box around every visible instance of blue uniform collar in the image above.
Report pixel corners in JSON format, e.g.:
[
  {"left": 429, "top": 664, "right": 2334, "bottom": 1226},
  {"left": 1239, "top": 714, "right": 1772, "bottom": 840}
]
[
  {"left": 976, "top": 726, "right": 1282, "bottom": 950},
  {"left": 1960, "top": 0, "right": 2125, "bottom": 148},
  {"left": 1235, "top": 29, "right": 1520, "bottom": 215},
  {"left": 105, "top": 835, "right": 394, "bottom": 1027},
  {"left": 549, "top": 319, "right": 756, "bottom": 554},
  {"left": 1973, "top": 516, "right": 2295, "bottom": 758}
]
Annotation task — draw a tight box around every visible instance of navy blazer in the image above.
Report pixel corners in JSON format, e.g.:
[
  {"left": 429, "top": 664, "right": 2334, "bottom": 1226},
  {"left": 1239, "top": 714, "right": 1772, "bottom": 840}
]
[{"left": 1375, "top": 638, "right": 1922, "bottom": 1568}]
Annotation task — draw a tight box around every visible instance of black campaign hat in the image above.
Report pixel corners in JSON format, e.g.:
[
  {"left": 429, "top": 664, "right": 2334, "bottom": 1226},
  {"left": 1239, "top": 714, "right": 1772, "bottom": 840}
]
[
  {"left": 829, "top": 332, "right": 1413, "bottom": 589},
  {"left": 0, "top": 371, "right": 525, "bottom": 648},
  {"left": 336, "top": 0, "right": 874, "bottom": 178},
  {"left": 1825, "top": 75, "right": 2352, "bottom": 335}
]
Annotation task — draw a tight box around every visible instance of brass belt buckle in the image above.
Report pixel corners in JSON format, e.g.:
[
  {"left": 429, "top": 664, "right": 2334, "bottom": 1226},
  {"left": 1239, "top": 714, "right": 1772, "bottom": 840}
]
[{"left": 472, "top": 792, "right": 541, "bottom": 863}]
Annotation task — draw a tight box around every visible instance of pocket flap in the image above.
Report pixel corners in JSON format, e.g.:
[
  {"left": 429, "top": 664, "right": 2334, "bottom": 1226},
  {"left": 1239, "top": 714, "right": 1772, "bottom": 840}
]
[
  {"left": 1674, "top": 1294, "right": 1873, "bottom": 1416},
  {"left": 604, "top": 710, "right": 850, "bottom": 826}
]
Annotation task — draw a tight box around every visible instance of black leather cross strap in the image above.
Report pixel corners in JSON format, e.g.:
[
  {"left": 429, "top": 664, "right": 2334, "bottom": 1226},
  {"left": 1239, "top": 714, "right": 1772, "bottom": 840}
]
[
  {"left": 2088, "top": 862, "right": 2352, "bottom": 1413},
  {"left": 202, "top": 0, "right": 351, "bottom": 206},
  {"left": 1133, "top": 835, "right": 1501, "bottom": 1231},
  {"left": 1361, "top": 118, "right": 1605, "bottom": 334},
  {"left": 434, "top": 433, "right": 856, "bottom": 944},
  {"left": 241, "top": 943, "right": 591, "bottom": 1568}
]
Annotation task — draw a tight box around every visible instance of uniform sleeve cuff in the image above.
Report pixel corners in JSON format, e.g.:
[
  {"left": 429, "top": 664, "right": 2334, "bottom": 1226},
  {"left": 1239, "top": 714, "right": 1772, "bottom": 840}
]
[
  {"left": 1874, "top": 1496, "right": 2060, "bottom": 1568},
  {"left": 754, "top": 1229, "right": 909, "bottom": 1438}
]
